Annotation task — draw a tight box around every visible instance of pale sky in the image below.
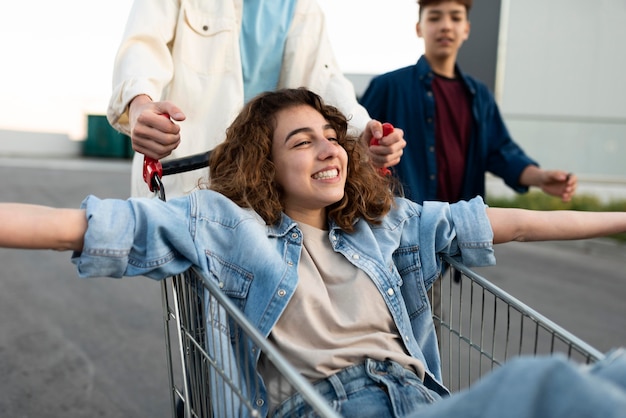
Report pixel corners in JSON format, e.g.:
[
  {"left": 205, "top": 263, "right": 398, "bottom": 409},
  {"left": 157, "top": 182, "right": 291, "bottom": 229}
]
[{"left": 0, "top": 1, "right": 423, "bottom": 139}]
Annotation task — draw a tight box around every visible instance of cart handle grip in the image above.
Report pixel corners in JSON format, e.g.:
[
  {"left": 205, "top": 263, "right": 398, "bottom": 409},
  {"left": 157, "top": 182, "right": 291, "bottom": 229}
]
[
  {"left": 143, "top": 156, "right": 163, "bottom": 192},
  {"left": 141, "top": 113, "right": 170, "bottom": 192},
  {"left": 369, "top": 122, "right": 394, "bottom": 176}
]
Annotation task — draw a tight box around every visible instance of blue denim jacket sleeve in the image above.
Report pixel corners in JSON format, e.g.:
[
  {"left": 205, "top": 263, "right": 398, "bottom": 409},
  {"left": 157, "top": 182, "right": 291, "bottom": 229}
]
[
  {"left": 443, "top": 197, "right": 495, "bottom": 266},
  {"left": 71, "top": 194, "right": 200, "bottom": 279},
  {"left": 415, "top": 197, "right": 495, "bottom": 280}
]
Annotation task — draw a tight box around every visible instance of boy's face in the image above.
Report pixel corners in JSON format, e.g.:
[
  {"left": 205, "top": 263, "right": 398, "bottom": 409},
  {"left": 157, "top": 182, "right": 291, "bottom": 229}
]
[{"left": 416, "top": 1, "right": 470, "bottom": 61}]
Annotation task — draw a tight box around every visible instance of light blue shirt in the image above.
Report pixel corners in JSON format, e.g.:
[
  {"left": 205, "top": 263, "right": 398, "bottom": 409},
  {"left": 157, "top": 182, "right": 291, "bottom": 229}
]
[
  {"left": 240, "top": 0, "right": 298, "bottom": 103},
  {"left": 72, "top": 191, "right": 495, "bottom": 416}
]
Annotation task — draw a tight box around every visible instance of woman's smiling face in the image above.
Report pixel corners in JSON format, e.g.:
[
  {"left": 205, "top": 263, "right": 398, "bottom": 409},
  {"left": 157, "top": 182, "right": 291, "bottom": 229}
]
[{"left": 271, "top": 105, "right": 348, "bottom": 228}]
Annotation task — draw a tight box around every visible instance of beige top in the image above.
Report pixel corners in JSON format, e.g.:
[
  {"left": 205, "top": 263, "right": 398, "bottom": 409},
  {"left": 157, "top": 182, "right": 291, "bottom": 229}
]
[{"left": 258, "top": 222, "right": 425, "bottom": 409}]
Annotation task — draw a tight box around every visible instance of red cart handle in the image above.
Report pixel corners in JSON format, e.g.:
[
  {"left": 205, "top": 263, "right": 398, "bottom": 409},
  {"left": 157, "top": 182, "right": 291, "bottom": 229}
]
[
  {"left": 370, "top": 122, "right": 394, "bottom": 176},
  {"left": 142, "top": 113, "right": 170, "bottom": 193},
  {"left": 143, "top": 156, "right": 163, "bottom": 192}
]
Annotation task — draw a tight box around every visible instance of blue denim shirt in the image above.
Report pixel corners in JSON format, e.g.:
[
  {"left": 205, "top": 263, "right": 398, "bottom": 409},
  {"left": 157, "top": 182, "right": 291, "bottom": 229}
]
[
  {"left": 72, "top": 191, "right": 495, "bottom": 415},
  {"left": 360, "top": 56, "right": 538, "bottom": 203}
]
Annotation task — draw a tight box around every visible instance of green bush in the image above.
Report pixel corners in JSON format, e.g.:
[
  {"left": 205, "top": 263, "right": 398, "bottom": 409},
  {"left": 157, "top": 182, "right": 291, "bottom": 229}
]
[{"left": 486, "top": 191, "right": 626, "bottom": 242}]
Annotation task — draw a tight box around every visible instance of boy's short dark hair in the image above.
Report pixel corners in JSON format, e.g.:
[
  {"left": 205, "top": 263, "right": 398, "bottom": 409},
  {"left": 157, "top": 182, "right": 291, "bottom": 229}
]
[{"left": 418, "top": 0, "right": 473, "bottom": 16}]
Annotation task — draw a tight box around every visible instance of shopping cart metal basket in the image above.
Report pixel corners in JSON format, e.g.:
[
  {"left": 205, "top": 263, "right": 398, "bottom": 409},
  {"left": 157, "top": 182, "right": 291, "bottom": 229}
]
[
  {"left": 143, "top": 153, "right": 603, "bottom": 417},
  {"left": 433, "top": 256, "right": 604, "bottom": 393}
]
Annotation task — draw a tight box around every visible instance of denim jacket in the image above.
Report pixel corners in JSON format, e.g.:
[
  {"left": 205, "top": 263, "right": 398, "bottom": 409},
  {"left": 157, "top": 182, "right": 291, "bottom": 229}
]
[
  {"left": 72, "top": 191, "right": 495, "bottom": 416},
  {"left": 360, "top": 55, "right": 538, "bottom": 203}
]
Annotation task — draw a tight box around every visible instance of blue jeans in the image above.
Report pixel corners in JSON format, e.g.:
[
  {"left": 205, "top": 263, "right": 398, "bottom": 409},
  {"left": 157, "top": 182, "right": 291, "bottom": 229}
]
[
  {"left": 272, "top": 358, "right": 443, "bottom": 418},
  {"left": 274, "top": 350, "right": 626, "bottom": 418},
  {"left": 413, "top": 348, "right": 626, "bottom": 418}
]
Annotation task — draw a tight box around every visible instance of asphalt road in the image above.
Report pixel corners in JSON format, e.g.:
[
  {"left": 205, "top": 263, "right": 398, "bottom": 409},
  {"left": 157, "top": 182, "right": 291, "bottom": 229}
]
[
  {"left": 0, "top": 159, "right": 170, "bottom": 418},
  {"left": 0, "top": 158, "right": 624, "bottom": 418}
]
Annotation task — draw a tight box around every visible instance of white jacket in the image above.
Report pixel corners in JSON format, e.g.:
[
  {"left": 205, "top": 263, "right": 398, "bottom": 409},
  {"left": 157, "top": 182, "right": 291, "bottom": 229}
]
[{"left": 108, "top": 0, "right": 370, "bottom": 197}]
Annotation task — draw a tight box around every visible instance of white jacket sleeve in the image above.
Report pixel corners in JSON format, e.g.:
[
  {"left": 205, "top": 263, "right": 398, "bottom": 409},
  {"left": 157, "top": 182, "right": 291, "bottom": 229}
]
[{"left": 107, "top": 0, "right": 181, "bottom": 135}]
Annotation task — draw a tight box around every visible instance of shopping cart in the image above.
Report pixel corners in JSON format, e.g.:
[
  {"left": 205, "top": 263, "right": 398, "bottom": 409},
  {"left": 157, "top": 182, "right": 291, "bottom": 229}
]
[{"left": 143, "top": 154, "right": 603, "bottom": 417}]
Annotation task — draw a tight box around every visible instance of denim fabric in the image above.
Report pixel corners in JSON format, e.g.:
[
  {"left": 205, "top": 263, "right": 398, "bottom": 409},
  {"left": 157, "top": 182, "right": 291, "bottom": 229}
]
[
  {"left": 71, "top": 191, "right": 495, "bottom": 416},
  {"left": 360, "top": 56, "right": 538, "bottom": 203},
  {"left": 274, "top": 351, "right": 626, "bottom": 418},
  {"left": 412, "top": 348, "right": 626, "bottom": 418},
  {"left": 272, "top": 358, "right": 443, "bottom": 418}
]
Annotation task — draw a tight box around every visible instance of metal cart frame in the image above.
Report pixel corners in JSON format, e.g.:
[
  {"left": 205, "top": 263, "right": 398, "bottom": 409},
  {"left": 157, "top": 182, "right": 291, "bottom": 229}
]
[{"left": 143, "top": 154, "right": 603, "bottom": 417}]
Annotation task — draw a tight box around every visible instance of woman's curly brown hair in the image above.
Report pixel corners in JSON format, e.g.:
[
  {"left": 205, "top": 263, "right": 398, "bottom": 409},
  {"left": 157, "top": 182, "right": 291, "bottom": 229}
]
[{"left": 207, "top": 88, "right": 396, "bottom": 232}]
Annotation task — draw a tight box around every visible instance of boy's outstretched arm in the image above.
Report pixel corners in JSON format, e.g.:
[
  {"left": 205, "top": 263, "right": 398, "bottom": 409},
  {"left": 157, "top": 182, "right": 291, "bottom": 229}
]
[
  {"left": 0, "top": 204, "right": 86, "bottom": 251},
  {"left": 487, "top": 207, "right": 626, "bottom": 244}
]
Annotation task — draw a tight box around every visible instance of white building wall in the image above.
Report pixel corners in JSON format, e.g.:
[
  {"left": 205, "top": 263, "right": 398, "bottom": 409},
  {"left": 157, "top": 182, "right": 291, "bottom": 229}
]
[{"left": 497, "top": 0, "right": 626, "bottom": 182}]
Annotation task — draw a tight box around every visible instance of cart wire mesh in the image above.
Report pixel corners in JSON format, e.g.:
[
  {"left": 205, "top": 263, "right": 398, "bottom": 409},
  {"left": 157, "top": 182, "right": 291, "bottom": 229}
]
[
  {"left": 161, "top": 267, "right": 341, "bottom": 418},
  {"left": 434, "top": 255, "right": 604, "bottom": 392}
]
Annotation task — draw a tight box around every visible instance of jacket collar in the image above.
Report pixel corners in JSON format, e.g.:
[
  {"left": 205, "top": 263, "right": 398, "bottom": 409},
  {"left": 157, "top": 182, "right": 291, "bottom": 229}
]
[
  {"left": 415, "top": 55, "right": 476, "bottom": 96},
  {"left": 267, "top": 212, "right": 360, "bottom": 238}
]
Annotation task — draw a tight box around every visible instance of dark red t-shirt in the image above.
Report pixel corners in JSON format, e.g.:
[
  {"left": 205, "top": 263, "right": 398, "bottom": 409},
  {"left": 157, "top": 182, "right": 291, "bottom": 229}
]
[{"left": 432, "top": 74, "right": 472, "bottom": 202}]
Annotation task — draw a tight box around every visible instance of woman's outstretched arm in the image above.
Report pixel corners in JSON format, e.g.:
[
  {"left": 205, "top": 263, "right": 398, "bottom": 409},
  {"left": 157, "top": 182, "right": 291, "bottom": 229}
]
[
  {"left": 487, "top": 207, "right": 626, "bottom": 244},
  {"left": 0, "top": 203, "right": 86, "bottom": 251}
]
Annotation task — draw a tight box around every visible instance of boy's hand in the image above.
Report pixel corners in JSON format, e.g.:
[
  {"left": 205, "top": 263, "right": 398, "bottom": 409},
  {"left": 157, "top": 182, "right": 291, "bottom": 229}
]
[{"left": 540, "top": 171, "right": 577, "bottom": 203}]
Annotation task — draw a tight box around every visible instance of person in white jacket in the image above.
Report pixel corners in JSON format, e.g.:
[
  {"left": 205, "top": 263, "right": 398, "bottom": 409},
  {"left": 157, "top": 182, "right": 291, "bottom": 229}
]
[{"left": 108, "top": 0, "right": 406, "bottom": 198}]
